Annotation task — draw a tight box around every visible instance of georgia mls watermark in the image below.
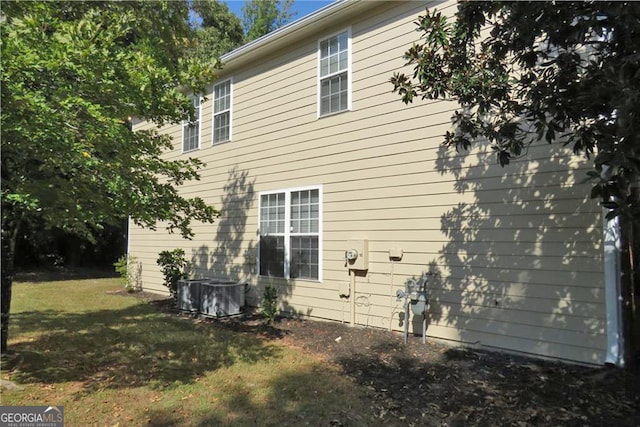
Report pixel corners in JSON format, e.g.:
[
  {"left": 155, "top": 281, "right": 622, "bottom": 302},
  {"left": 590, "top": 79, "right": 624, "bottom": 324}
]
[{"left": 0, "top": 406, "right": 64, "bottom": 427}]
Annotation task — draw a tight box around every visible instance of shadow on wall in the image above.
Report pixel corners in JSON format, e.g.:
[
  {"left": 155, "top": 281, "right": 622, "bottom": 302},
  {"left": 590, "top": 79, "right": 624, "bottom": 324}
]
[
  {"left": 263, "top": 276, "right": 313, "bottom": 320},
  {"left": 186, "top": 167, "right": 306, "bottom": 317},
  {"left": 419, "top": 141, "right": 605, "bottom": 363},
  {"left": 189, "top": 167, "right": 256, "bottom": 290}
]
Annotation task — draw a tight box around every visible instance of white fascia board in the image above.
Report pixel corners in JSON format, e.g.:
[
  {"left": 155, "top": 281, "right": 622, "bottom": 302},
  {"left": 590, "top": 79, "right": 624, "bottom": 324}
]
[{"left": 221, "top": 0, "right": 364, "bottom": 69}]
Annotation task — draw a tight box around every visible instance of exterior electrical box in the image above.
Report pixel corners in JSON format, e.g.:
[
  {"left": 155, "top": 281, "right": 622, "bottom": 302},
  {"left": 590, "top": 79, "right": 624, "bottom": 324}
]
[
  {"left": 389, "top": 247, "right": 403, "bottom": 260},
  {"left": 346, "top": 239, "right": 368, "bottom": 270}
]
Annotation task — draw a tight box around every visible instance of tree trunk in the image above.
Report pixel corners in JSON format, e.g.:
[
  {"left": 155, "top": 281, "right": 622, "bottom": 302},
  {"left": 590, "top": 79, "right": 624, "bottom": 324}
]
[{"left": 1, "top": 220, "right": 20, "bottom": 354}]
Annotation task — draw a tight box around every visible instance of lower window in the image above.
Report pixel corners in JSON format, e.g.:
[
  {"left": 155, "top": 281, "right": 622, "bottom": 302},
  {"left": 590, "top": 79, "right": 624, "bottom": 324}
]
[{"left": 259, "top": 187, "right": 321, "bottom": 280}]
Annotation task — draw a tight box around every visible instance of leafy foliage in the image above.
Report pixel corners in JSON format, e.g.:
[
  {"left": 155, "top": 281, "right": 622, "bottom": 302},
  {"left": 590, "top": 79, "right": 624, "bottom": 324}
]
[
  {"left": 242, "top": 0, "right": 295, "bottom": 42},
  {"left": 114, "top": 255, "right": 140, "bottom": 293},
  {"left": 156, "top": 249, "right": 189, "bottom": 300},
  {"left": 1, "top": 1, "right": 219, "bottom": 241},
  {"left": 0, "top": 1, "right": 220, "bottom": 351},
  {"left": 390, "top": 2, "right": 640, "bottom": 223},
  {"left": 261, "top": 284, "right": 279, "bottom": 324},
  {"left": 189, "top": 0, "right": 245, "bottom": 62}
]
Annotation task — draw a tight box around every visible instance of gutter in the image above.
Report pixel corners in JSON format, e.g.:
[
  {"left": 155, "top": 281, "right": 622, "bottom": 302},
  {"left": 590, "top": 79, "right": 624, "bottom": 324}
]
[{"left": 220, "top": 0, "right": 364, "bottom": 68}]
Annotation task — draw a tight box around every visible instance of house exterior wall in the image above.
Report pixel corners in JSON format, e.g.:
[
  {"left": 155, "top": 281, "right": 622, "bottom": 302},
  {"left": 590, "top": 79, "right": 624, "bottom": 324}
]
[{"left": 128, "top": 0, "right": 607, "bottom": 364}]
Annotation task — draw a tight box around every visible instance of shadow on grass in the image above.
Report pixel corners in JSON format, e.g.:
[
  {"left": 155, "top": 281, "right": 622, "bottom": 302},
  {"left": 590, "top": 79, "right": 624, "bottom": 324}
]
[
  {"left": 14, "top": 268, "right": 118, "bottom": 283},
  {"left": 10, "top": 303, "right": 281, "bottom": 391},
  {"left": 144, "top": 368, "right": 373, "bottom": 427}
]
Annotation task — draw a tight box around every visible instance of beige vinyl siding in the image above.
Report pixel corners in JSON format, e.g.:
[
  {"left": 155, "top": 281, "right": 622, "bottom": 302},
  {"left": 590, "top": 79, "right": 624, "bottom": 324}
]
[{"left": 128, "top": 0, "right": 607, "bottom": 365}]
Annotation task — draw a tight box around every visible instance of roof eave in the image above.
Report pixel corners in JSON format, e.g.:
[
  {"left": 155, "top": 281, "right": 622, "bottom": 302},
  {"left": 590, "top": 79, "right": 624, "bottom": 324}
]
[{"left": 220, "top": 0, "right": 366, "bottom": 70}]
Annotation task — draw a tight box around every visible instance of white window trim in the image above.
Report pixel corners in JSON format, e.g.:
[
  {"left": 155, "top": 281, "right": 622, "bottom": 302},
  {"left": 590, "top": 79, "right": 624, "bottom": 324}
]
[
  {"left": 212, "top": 78, "right": 233, "bottom": 145},
  {"left": 181, "top": 94, "right": 202, "bottom": 153},
  {"left": 258, "top": 185, "right": 323, "bottom": 282},
  {"left": 317, "top": 27, "right": 352, "bottom": 118}
]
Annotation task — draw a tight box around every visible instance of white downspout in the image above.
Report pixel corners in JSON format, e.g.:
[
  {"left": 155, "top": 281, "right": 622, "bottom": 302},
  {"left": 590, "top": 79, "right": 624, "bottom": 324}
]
[{"left": 604, "top": 213, "right": 624, "bottom": 366}]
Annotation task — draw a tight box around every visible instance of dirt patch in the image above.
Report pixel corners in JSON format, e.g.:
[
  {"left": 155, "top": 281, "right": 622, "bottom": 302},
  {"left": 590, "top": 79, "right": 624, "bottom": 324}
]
[{"left": 139, "top": 293, "right": 640, "bottom": 426}]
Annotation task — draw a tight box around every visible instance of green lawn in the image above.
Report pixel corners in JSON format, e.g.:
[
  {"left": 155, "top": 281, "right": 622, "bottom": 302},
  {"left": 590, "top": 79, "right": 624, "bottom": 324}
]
[{"left": 1, "top": 278, "right": 372, "bottom": 426}]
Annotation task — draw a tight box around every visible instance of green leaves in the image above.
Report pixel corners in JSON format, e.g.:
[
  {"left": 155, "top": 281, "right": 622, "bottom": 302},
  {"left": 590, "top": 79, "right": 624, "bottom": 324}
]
[
  {"left": 261, "top": 284, "right": 279, "bottom": 324},
  {"left": 156, "top": 249, "right": 189, "bottom": 299},
  {"left": 242, "top": 0, "right": 294, "bottom": 42},
  {"left": 391, "top": 2, "right": 640, "bottom": 223},
  {"left": 189, "top": 0, "right": 244, "bottom": 62},
  {"left": 1, "top": 1, "right": 219, "bottom": 243}
]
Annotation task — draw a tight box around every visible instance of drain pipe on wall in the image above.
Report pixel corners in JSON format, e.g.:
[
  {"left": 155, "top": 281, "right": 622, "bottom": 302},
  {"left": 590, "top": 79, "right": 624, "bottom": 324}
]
[
  {"left": 604, "top": 212, "right": 624, "bottom": 366},
  {"left": 602, "top": 165, "right": 627, "bottom": 367}
]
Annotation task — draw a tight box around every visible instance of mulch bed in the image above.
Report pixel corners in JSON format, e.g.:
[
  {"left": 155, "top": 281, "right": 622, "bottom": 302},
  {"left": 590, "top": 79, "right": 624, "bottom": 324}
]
[
  {"left": 143, "top": 293, "right": 640, "bottom": 426},
  {"left": 281, "top": 319, "right": 640, "bottom": 426}
]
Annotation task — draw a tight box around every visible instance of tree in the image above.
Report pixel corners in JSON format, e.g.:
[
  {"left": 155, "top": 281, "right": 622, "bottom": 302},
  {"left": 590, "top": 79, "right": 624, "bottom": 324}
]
[
  {"left": 391, "top": 2, "right": 639, "bottom": 365},
  {"left": 190, "top": 0, "right": 245, "bottom": 62},
  {"left": 242, "top": 0, "right": 295, "bottom": 42},
  {"left": 5, "top": 0, "right": 240, "bottom": 276},
  {"left": 1, "top": 1, "right": 220, "bottom": 352}
]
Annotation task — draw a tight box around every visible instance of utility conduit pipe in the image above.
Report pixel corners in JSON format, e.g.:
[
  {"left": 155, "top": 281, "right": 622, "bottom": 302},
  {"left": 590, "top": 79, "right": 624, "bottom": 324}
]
[
  {"left": 389, "top": 260, "right": 395, "bottom": 331},
  {"left": 350, "top": 269, "right": 356, "bottom": 327}
]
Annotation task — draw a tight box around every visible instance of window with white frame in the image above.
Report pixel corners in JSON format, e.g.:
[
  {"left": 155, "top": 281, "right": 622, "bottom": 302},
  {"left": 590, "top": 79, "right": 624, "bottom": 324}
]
[
  {"left": 318, "top": 29, "right": 350, "bottom": 116},
  {"left": 259, "top": 187, "right": 321, "bottom": 280},
  {"left": 213, "top": 79, "right": 231, "bottom": 144},
  {"left": 182, "top": 95, "right": 200, "bottom": 152}
]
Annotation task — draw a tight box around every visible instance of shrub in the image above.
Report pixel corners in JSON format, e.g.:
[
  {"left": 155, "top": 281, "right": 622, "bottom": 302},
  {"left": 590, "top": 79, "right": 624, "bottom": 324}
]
[
  {"left": 114, "top": 255, "right": 139, "bottom": 293},
  {"left": 261, "top": 284, "right": 278, "bottom": 324},
  {"left": 156, "top": 249, "right": 188, "bottom": 299}
]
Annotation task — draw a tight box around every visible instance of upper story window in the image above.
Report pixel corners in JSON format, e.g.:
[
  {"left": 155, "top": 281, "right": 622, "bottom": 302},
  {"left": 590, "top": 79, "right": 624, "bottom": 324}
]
[
  {"left": 259, "top": 186, "right": 322, "bottom": 281},
  {"left": 182, "top": 95, "right": 201, "bottom": 152},
  {"left": 318, "top": 29, "right": 351, "bottom": 117},
  {"left": 213, "top": 79, "right": 232, "bottom": 144}
]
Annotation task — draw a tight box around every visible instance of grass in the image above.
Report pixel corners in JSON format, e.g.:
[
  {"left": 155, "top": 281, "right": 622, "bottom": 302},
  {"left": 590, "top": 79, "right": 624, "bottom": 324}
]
[{"left": 1, "top": 277, "right": 372, "bottom": 426}]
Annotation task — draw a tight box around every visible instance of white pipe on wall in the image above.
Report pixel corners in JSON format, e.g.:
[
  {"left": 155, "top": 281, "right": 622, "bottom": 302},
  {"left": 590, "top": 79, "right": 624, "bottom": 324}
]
[
  {"left": 603, "top": 214, "right": 624, "bottom": 366},
  {"left": 350, "top": 269, "right": 356, "bottom": 327},
  {"left": 389, "top": 260, "right": 395, "bottom": 331}
]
